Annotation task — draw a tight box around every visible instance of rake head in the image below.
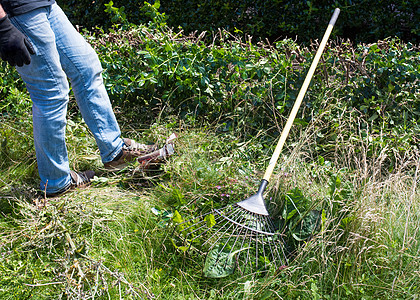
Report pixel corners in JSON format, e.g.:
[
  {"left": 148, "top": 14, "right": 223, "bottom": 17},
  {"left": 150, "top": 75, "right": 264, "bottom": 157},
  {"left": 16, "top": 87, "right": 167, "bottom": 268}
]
[{"left": 172, "top": 180, "right": 288, "bottom": 278}]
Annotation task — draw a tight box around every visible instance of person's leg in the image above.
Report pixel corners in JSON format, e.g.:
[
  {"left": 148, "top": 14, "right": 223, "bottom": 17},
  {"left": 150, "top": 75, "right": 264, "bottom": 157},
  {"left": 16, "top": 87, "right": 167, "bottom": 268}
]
[
  {"left": 11, "top": 6, "right": 72, "bottom": 194},
  {"left": 12, "top": 4, "right": 167, "bottom": 191},
  {"left": 47, "top": 3, "right": 123, "bottom": 163}
]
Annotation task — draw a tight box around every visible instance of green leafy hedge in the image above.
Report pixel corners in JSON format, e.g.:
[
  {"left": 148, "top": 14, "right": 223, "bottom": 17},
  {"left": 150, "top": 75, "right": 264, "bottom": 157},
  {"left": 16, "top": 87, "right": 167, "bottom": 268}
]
[
  {"left": 1, "top": 4, "right": 418, "bottom": 154},
  {"left": 60, "top": 0, "right": 419, "bottom": 44},
  {"left": 84, "top": 5, "right": 419, "bottom": 132},
  {"left": 160, "top": 0, "right": 419, "bottom": 43}
]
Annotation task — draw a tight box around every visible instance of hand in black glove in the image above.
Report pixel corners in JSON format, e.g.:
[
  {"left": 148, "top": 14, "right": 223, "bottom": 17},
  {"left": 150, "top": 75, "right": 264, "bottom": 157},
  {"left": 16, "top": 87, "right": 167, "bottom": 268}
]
[{"left": 0, "top": 15, "right": 35, "bottom": 67}]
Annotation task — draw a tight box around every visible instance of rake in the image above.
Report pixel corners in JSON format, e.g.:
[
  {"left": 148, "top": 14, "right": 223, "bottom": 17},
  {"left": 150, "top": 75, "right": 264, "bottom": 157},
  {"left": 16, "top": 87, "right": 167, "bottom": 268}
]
[{"left": 172, "top": 8, "right": 340, "bottom": 278}]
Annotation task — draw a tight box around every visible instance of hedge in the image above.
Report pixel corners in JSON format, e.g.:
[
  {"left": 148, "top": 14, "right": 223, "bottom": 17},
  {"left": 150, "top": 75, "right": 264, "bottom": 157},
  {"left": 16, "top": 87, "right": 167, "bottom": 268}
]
[{"left": 60, "top": 0, "right": 419, "bottom": 44}]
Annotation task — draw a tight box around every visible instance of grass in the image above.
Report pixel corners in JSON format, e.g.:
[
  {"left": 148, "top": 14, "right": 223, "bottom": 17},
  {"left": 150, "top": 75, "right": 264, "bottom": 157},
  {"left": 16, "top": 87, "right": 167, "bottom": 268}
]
[
  {"left": 1, "top": 12, "right": 418, "bottom": 296},
  {"left": 1, "top": 103, "right": 419, "bottom": 299}
]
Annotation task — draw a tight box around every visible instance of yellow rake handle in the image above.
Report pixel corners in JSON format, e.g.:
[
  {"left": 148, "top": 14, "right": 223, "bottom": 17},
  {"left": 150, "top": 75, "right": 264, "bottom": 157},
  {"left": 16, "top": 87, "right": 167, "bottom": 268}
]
[{"left": 263, "top": 8, "right": 340, "bottom": 182}]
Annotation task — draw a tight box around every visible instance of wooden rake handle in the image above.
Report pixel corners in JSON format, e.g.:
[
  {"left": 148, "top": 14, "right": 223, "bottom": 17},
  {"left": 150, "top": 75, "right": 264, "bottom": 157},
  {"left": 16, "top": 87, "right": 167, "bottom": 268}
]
[{"left": 263, "top": 8, "right": 340, "bottom": 182}]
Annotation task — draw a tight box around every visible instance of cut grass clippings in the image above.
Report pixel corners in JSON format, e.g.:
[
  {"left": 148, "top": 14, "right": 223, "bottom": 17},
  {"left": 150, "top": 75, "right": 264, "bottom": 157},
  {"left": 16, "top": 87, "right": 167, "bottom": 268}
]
[{"left": 1, "top": 118, "right": 418, "bottom": 299}]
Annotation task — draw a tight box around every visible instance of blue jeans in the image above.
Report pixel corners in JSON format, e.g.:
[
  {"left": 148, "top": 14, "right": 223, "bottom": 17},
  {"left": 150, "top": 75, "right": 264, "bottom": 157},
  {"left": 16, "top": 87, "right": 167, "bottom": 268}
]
[{"left": 11, "top": 3, "right": 123, "bottom": 194}]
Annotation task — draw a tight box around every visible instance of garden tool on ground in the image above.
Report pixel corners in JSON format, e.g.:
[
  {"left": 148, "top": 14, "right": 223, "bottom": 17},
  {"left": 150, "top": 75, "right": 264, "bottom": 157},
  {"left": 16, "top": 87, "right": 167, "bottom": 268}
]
[{"left": 172, "top": 8, "right": 340, "bottom": 277}]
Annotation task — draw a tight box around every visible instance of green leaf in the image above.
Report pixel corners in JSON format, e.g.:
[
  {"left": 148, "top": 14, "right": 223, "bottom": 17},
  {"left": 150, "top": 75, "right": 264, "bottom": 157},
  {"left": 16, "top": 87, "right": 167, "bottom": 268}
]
[
  {"left": 329, "top": 174, "right": 341, "bottom": 197},
  {"left": 282, "top": 187, "right": 307, "bottom": 220},
  {"left": 170, "top": 238, "right": 189, "bottom": 253},
  {"left": 321, "top": 209, "right": 326, "bottom": 233},
  {"left": 204, "top": 214, "right": 216, "bottom": 228},
  {"left": 286, "top": 209, "right": 297, "bottom": 220},
  {"left": 153, "top": 0, "right": 161, "bottom": 10},
  {"left": 203, "top": 245, "right": 248, "bottom": 278},
  {"left": 290, "top": 210, "right": 322, "bottom": 241},
  {"left": 171, "top": 187, "right": 186, "bottom": 205},
  {"left": 339, "top": 216, "right": 355, "bottom": 229},
  {"left": 172, "top": 210, "right": 183, "bottom": 224}
]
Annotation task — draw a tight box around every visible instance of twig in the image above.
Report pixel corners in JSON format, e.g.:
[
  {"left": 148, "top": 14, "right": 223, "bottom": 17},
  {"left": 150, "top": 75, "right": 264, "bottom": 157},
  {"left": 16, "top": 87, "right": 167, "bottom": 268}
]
[
  {"left": 23, "top": 281, "right": 65, "bottom": 287},
  {"left": 55, "top": 219, "right": 86, "bottom": 279}
]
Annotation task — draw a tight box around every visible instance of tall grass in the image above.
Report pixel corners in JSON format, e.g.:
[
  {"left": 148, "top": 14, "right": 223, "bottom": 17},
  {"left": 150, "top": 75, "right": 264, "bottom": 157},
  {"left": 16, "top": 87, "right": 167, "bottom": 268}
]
[
  {"left": 242, "top": 111, "right": 420, "bottom": 299},
  {"left": 0, "top": 107, "right": 419, "bottom": 298}
]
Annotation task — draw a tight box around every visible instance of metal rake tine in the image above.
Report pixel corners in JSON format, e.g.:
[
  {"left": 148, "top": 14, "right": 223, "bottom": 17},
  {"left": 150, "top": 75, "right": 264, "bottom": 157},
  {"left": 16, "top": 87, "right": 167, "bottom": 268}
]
[
  {"left": 222, "top": 207, "right": 256, "bottom": 233},
  {"left": 181, "top": 213, "right": 225, "bottom": 241},
  {"left": 235, "top": 210, "right": 258, "bottom": 274},
  {"left": 267, "top": 232, "right": 287, "bottom": 268},
  {"left": 265, "top": 234, "right": 280, "bottom": 270},
  {"left": 249, "top": 214, "right": 268, "bottom": 274},
  {"left": 253, "top": 215, "right": 260, "bottom": 271},
  {"left": 256, "top": 216, "right": 279, "bottom": 270},
  {"left": 239, "top": 212, "right": 256, "bottom": 274},
  {"left": 178, "top": 218, "right": 206, "bottom": 238},
  {"left": 228, "top": 207, "right": 252, "bottom": 230},
  {"left": 257, "top": 219, "right": 268, "bottom": 271},
  {"left": 214, "top": 218, "right": 248, "bottom": 269},
  {"left": 277, "top": 235, "right": 289, "bottom": 266},
  {"left": 242, "top": 226, "right": 254, "bottom": 275},
  {"left": 265, "top": 235, "right": 279, "bottom": 269},
  {"left": 270, "top": 229, "right": 288, "bottom": 266},
  {"left": 177, "top": 209, "right": 222, "bottom": 234},
  {"left": 253, "top": 213, "right": 287, "bottom": 269},
  {"left": 231, "top": 222, "right": 252, "bottom": 273},
  {"left": 266, "top": 214, "right": 280, "bottom": 232},
  {"left": 175, "top": 214, "right": 207, "bottom": 239},
  {"left": 224, "top": 207, "right": 277, "bottom": 236},
  {"left": 255, "top": 215, "right": 268, "bottom": 271},
  {"left": 227, "top": 217, "right": 248, "bottom": 253},
  {"left": 202, "top": 211, "right": 238, "bottom": 247},
  {"left": 231, "top": 210, "right": 261, "bottom": 275},
  {"left": 213, "top": 205, "right": 253, "bottom": 233},
  {"left": 260, "top": 213, "right": 277, "bottom": 233},
  {"left": 203, "top": 218, "right": 241, "bottom": 270},
  {"left": 262, "top": 238, "right": 269, "bottom": 271},
  {"left": 236, "top": 223, "right": 251, "bottom": 275},
  {"left": 215, "top": 223, "right": 236, "bottom": 255},
  {"left": 259, "top": 215, "right": 275, "bottom": 271},
  {"left": 273, "top": 237, "right": 287, "bottom": 267}
]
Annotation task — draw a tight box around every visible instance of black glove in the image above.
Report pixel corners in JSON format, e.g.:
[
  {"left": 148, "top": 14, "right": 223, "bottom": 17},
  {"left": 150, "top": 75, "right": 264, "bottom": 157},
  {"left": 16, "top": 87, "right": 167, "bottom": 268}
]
[{"left": 0, "top": 15, "right": 35, "bottom": 67}]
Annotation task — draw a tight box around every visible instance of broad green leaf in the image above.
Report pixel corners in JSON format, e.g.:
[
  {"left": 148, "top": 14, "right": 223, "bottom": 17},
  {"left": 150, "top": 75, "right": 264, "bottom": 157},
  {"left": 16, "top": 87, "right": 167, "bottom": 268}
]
[
  {"left": 282, "top": 187, "right": 307, "bottom": 220},
  {"left": 203, "top": 245, "right": 248, "bottom": 278},
  {"left": 290, "top": 210, "right": 322, "bottom": 241}
]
